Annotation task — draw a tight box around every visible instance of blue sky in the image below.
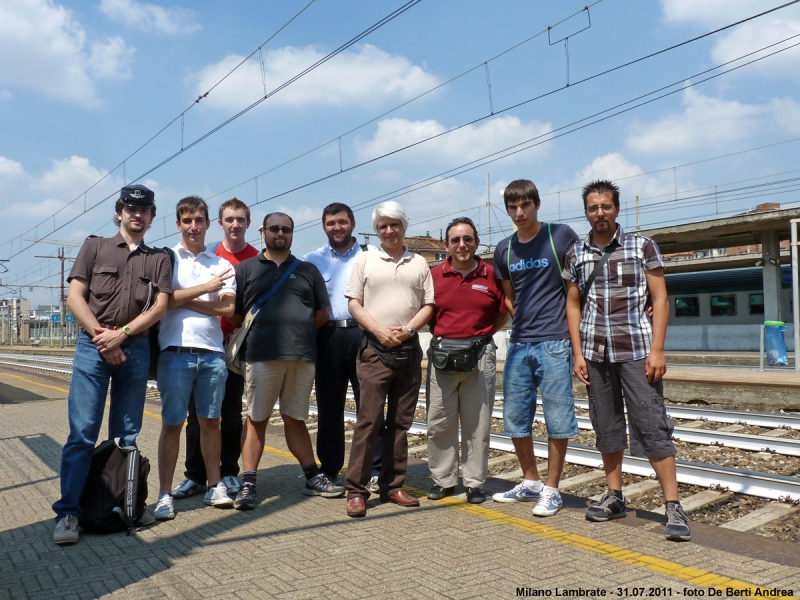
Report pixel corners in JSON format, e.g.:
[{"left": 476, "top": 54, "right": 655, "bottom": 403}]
[{"left": 1, "top": 0, "right": 800, "bottom": 305}]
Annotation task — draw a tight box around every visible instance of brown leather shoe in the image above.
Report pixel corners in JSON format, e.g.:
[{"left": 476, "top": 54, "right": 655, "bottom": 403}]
[
  {"left": 346, "top": 496, "right": 366, "bottom": 518},
  {"left": 381, "top": 489, "right": 420, "bottom": 507}
]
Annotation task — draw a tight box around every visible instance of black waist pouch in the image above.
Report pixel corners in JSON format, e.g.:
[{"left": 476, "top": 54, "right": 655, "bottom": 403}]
[
  {"left": 429, "top": 336, "right": 490, "bottom": 372},
  {"left": 364, "top": 334, "right": 418, "bottom": 370}
]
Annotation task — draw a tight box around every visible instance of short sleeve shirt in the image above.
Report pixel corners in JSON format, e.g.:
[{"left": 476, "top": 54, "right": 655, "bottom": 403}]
[
  {"left": 234, "top": 253, "right": 330, "bottom": 362},
  {"left": 430, "top": 257, "right": 506, "bottom": 338},
  {"left": 158, "top": 244, "right": 236, "bottom": 352},
  {"left": 562, "top": 225, "right": 665, "bottom": 363},
  {"left": 68, "top": 232, "right": 173, "bottom": 330},
  {"left": 345, "top": 246, "right": 434, "bottom": 326},
  {"left": 493, "top": 223, "right": 579, "bottom": 343}
]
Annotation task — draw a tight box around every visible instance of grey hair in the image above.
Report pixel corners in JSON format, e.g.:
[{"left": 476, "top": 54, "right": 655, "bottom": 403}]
[{"left": 372, "top": 201, "right": 408, "bottom": 232}]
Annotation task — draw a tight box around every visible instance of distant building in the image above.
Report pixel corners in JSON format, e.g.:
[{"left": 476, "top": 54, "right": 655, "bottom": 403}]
[{"left": 0, "top": 298, "right": 31, "bottom": 342}]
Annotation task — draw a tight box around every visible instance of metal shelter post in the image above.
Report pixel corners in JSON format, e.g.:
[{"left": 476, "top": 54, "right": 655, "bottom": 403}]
[{"left": 791, "top": 218, "right": 800, "bottom": 372}]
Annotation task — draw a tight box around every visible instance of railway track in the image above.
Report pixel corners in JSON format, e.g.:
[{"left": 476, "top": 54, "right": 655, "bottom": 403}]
[{"left": 3, "top": 352, "right": 800, "bottom": 541}]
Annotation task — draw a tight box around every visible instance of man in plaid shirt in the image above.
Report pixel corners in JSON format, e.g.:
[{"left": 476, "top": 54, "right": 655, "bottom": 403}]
[{"left": 562, "top": 179, "right": 690, "bottom": 542}]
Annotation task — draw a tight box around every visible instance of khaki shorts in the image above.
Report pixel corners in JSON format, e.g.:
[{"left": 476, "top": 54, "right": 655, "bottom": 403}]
[{"left": 244, "top": 360, "right": 315, "bottom": 422}]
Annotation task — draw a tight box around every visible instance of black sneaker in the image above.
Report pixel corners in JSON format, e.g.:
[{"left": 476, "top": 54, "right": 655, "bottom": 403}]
[
  {"left": 234, "top": 482, "right": 257, "bottom": 510},
  {"left": 665, "top": 502, "right": 691, "bottom": 542},
  {"left": 427, "top": 484, "right": 455, "bottom": 500},
  {"left": 585, "top": 490, "right": 627, "bottom": 522},
  {"left": 466, "top": 488, "right": 486, "bottom": 504},
  {"left": 303, "top": 473, "right": 345, "bottom": 498}
]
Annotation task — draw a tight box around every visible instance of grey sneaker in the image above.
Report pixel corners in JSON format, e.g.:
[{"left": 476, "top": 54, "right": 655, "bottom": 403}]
[
  {"left": 586, "top": 490, "right": 627, "bottom": 522},
  {"left": 492, "top": 481, "right": 541, "bottom": 503},
  {"left": 303, "top": 473, "right": 346, "bottom": 498},
  {"left": 665, "top": 502, "right": 691, "bottom": 542},
  {"left": 205, "top": 482, "right": 235, "bottom": 507},
  {"left": 172, "top": 478, "right": 205, "bottom": 499},
  {"left": 222, "top": 475, "right": 240, "bottom": 494},
  {"left": 531, "top": 486, "right": 562, "bottom": 517},
  {"left": 154, "top": 493, "right": 175, "bottom": 520},
  {"left": 367, "top": 475, "right": 380, "bottom": 494},
  {"left": 234, "top": 482, "right": 257, "bottom": 510},
  {"left": 53, "top": 515, "right": 79, "bottom": 545}
]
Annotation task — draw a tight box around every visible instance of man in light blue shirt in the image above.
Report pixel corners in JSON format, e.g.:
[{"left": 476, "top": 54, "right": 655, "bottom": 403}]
[{"left": 304, "top": 203, "right": 384, "bottom": 487}]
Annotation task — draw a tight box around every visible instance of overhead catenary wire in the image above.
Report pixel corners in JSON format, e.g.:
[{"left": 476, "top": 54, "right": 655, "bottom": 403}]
[{"left": 1, "top": 0, "right": 421, "bottom": 260}]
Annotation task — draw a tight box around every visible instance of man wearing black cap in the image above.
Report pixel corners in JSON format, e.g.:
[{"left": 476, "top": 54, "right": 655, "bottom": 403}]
[{"left": 52, "top": 184, "right": 173, "bottom": 545}]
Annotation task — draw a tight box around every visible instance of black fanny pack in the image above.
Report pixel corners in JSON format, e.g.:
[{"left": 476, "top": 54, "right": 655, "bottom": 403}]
[
  {"left": 364, "top": 334, "right": 418, "bottom": 370},
  {"left": 429, "top": 336, "right": 491, "bottom": 372}
]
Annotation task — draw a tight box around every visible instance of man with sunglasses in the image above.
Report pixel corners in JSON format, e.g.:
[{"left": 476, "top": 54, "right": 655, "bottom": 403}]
[
  {"left": 231, "top": 212, "right": 344, "bottom": 509},
  {"left": 53, "top": 184, "right": 173, "bottom": 544},
  {"left": 426, "top": 217, "right": 507, "bottom": 504}
]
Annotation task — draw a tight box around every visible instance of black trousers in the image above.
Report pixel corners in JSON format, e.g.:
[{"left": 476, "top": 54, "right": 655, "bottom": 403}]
[
  {"left": 184, "top": 369, "right": 244, "bottom": 483},
  {"left": 315, "top": 325, "right": 384, "bottom": 479}
]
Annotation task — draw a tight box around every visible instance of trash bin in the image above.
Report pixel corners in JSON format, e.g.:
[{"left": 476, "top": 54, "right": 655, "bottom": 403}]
[{"left": 764, "top": 320, "right": 789, "bottom": 366}]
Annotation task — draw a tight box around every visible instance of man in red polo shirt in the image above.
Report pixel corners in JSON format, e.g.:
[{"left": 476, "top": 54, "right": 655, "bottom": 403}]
[{"left": 426, "top": 217, "right": 508, "bottom": 503}]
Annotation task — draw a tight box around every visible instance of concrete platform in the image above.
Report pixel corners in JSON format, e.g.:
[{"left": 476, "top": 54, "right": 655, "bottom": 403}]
[{"left": 0, "top": 365, "right": 798, "bottom": 598}]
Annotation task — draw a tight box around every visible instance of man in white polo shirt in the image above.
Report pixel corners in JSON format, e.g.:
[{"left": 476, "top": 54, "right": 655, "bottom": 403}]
[{"left": 153, "top": 196, "right": 237, "bottom": 520}]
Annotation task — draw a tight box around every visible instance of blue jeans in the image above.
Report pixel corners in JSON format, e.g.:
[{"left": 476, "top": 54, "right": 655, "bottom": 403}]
[
  {"left": 157, "top": 349, "right": 227, "bottom": 425},
  {"left": 53, "top": 331, "right": 150, "bottom": 519},
  {"left": 502, "top": 339, "right": 578, "bottom": 439}
]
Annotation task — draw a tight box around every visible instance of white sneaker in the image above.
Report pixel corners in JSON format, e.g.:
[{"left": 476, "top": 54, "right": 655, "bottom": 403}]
[
  {"left": 172, "top": 478, "right": 204, "bottom": 499},
  {"left": 222, "top": 475, "right": 240, "bottom": 494},
  {"left": 367, "top": 475, "right": 380, "bottom": 494},
  {"left": 532, "top": 486, "right": 562, "bottom": 517},
  {"left": 205, "top": 482, "right": 235, "bottom": 507},
  {"left": 492, "top": 481, "right": 541, "bottom": 503},
  {"left": 154, "top": 492, "right": 175, "bottom": 520}
]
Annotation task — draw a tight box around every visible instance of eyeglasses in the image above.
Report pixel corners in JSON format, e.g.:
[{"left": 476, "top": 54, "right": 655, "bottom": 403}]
[
  {"left": 586, "top": 204, "right": 616, "bottom": 215},
  {"left": 267, "top": 225, "right": 293, "bottom": 234},
  {"left": 448, "top": 236, "right": 475, "bottom": 245}
]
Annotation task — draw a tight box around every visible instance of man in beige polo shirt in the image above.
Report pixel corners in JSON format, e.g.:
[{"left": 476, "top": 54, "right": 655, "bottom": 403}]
[{"left": 344, "top": 201, "right": 434, "bottom": 517}]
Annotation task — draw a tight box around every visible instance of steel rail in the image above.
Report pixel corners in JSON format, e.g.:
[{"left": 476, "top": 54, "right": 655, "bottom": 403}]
[{"left": 332, "top": 408, "right": 800, "bottom": 502}]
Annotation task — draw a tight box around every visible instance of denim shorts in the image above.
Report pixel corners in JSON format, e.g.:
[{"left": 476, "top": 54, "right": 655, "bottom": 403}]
[
  {"left": 502, "top": 339, "right": 578, "bottom": 439},
  {"left": 157, "top": 349, "right": 228, "bottom": 425}
]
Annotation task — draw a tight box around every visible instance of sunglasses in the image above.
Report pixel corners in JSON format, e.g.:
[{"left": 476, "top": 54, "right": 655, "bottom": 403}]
[
  {"left": 267, "top": 225, "right": 293, "bottom": 234},
  {"left": 448, "top": 236, "right": 475, "bottom": 245}
]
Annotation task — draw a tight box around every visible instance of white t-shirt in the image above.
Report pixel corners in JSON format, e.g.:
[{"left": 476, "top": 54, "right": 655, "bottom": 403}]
[{"left": 158, "top": 243, "right": 236, "bottom": 352}]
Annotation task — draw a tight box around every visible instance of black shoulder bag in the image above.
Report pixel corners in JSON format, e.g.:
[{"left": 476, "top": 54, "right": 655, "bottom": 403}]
[{"left": 429, "top": 336, "right": 491, "bottom": 372}]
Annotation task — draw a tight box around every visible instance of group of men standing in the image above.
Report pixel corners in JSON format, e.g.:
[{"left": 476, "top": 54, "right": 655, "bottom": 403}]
[{"left": 52, "top": 175, "right": 690, "bottom": 545}]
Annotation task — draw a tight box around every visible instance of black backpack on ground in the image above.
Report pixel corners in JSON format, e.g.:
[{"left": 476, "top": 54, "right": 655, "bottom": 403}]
[{"left": 79, "top": 439, "right": 150, "bottom": 535}]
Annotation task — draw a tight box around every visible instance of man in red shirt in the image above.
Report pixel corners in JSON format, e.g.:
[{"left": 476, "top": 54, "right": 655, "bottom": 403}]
[
  {"left": 427, "top": 217, "right": 508, "bottom": 503},
  {"left": 174, "top": 198, "right": 260, "bottom": 499}
]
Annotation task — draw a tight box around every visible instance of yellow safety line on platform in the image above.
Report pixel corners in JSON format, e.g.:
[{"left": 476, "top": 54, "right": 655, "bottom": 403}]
[
  {"left": 117, "top": 398, "right": 769, "bottom": 592},
  {"left": 401, "top": 489, "right": 768, "bottom": 593},
  {"left": 0, "top": 372, "right": 69, "bottom": 394}
]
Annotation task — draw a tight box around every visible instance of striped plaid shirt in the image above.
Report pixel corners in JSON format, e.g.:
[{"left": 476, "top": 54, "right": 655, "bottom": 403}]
[{"left": 562, "top": 226, "right": 665, "bottom": 363}]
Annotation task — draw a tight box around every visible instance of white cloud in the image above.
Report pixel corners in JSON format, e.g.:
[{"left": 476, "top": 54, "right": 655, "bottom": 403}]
[
  {"left": 771, "top": 97, "right": 800, "bottom": 133},
  {"left": 661, "top": 0, "right": 773, "bottom": 26},
  {"left": 355, "top": 115, "right": 552, "bottom": 165},
  {"left": 87, "top": 36, "right": 134, "bottom": 79},
  {"left": 275, "top": 204, "right": 318, "bottom": 226},
  {"left": 626, "top": 88, "right": 766, "bottom": 154},
  {"left": 0, "top": 0, "right": 135, "bottom": 104},
  {"left": 0, "top": 90, "right": 10, "bottom": 100},
  {"left": 98, "top": 0, "right": 200, "bottom": 35},
  {"left": 661, "top": 1, "right": 800, "bottom": 79},
  {"left": 190, "top": 44, "right": 440, "bottom": 110},
  {"left": 710, "top": 18, "right": 800, "bottom": 80}
]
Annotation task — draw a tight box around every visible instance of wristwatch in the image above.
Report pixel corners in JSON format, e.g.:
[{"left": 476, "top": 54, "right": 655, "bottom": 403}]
[
  {"left": 406, "top": 324, "right": 415, "bottom": 337},
  {"left": 122, "top": 325, "right": 133, "bottom": 337}
]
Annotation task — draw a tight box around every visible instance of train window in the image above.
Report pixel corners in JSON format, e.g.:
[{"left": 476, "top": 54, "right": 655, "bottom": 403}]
[
  {"left": 749, "top": 293, "right": 764, "bottom": 315},
  {"left": 710, "top": 294, "right": 737, "bottom": 317},
  {"left": 675, "top": 296, "right": 699, "bottom": 317}
]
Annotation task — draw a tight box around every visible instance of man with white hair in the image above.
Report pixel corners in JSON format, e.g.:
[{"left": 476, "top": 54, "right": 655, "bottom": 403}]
[{"left": 343, "top": 201, "right": 434, "bottom": 517}]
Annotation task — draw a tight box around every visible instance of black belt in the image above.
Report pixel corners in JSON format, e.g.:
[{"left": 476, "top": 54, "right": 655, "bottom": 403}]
[
  {"left": 325, "top": 319, "right": 359, "bottom": 328},
  {"left": 165, "top": 346, "right": 216, "bottom": 354}
]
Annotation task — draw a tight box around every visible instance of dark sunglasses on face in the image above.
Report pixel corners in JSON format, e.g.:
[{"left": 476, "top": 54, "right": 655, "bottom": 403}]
[
  {"left": 267, "top": 225, "right": 293, "bottom": 234},
  {"left": 449, "top": 236, "right": 475, "bottom": 245}
]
